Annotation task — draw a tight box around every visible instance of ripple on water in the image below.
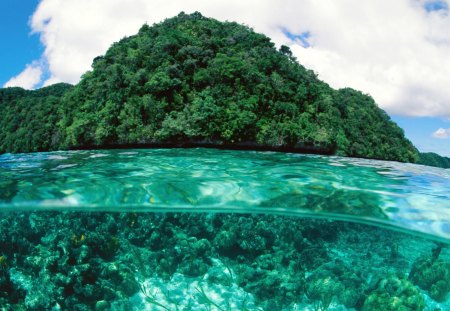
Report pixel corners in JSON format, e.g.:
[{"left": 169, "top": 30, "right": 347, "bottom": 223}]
[{"left": 0, "top": 148, "right": 449, "bottom": 242}]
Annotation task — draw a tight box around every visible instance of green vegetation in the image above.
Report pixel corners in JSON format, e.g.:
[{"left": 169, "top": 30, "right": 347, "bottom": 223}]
[
  {"left": 418, "top": 152, "right": 450, "bottom": 169},
  {"left": 0, "top": 83, "right": 72, "bottom": 153},
  {"left": 0, "top": 12, "right": 420, "bottom": 162}
]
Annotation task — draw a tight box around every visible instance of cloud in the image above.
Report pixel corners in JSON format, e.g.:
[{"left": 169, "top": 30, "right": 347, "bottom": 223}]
[
  {"left": 12, "top": 0, "right": 450, "bottom": 117},
  {"left": 3, "top": 61, "right": 43, "bottom": 89},
  {"left": 432, "top": 127, "right": 450, "bottom": 138}
]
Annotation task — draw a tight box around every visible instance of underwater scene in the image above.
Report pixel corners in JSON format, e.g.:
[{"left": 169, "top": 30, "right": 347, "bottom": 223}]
[{"left": 0, "top": 148, "right": 450, "bottom": 310}]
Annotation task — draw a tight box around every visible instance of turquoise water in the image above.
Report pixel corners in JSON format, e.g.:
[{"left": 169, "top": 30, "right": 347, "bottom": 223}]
[{"left": 0, "top": 148, "right": 450, "bottom": 310}]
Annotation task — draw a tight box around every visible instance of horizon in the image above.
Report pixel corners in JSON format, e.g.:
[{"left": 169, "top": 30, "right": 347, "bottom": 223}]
[{"left": 1, "top": 1, "right": 450, "bottom": 157}]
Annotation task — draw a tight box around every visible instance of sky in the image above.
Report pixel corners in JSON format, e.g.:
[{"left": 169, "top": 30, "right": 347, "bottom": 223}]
[{"left": 1, "top": 0, "right": 450, "bottom": 157}]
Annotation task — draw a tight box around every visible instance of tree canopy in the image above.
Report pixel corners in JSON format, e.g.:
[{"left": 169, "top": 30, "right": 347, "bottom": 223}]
[
  {"left": 417, "top": 152, "right": 450, "bottom": 169},
  {"left": 0, "top": 12, "right": 419, "bottom": 163},
  {"left": 0, "top": 83, "right": 72, "bottom": 153}
]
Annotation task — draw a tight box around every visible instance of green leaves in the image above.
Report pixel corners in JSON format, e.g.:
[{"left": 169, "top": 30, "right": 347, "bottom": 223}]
[
  {"left": 0, "top": 84, "right": 72, "bottom": 153},
  {"left": 0, "top": 12, "right": 419, "bottom": 163}
]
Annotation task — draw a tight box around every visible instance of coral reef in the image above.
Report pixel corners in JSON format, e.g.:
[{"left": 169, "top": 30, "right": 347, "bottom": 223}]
[
  {"left": 409, "top": 250, "right": 450, "bottom": 302},
  {"left": 306, "top": 260, "right": 366, "bottom": 309},
  {"left": 362, "top": 276, "right": 425, "bottom": 311},
  {"left": 0, "top": 211, "right": 446, "bottom": 310}
]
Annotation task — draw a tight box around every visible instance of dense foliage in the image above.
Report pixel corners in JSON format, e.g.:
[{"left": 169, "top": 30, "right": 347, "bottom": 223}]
[
  {"left": 0, "top": 83, "right": 72, "bottom": 153},
  {"left": 0, "top": 12, "right": 418, "bottom": 162},
  {"left": 418, "top": 152, "right": 450, "bottom": 169}
]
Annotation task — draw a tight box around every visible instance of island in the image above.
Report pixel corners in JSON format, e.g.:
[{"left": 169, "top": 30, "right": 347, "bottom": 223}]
[{"left": 1, "top": 12, "right": 444, "bottom": 166}]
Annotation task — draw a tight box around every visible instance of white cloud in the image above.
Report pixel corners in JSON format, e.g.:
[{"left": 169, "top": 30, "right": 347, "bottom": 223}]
[
  {"left": 432, "top": 127, "right": 450, "bottom": 138},
  {"left": 3, "top": 61, "right": 43, "bottom": 89},
  {"left": 14, "top": 0, "right": 450, "bottom": 117}
]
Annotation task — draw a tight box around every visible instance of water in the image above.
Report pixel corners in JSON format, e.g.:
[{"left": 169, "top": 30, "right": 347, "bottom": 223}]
[{"left": 0, "top": 148, "right": 449, "bottom": 310}]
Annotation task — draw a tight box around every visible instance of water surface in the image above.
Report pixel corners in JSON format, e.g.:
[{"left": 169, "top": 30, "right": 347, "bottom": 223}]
[
  {"left": 1, "top": 148, "right": 450, "bottom": 310},
  {"left": 1, "top": 148, "right": 449, "bottom": 242}
]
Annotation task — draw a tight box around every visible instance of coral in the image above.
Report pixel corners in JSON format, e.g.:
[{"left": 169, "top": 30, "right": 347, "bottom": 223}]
[
  {"left": 0, "top": 210, "right": 441, "bottom": 309},
  {"left": 409, "top": 255, "right": 450, "bottom": 302},
  {"left": 306, "top": 260, "right": 366, "bottom": 309},
  {"left": 362, "top": 276, "right": 425, "bottom": 311},
  {"left": 0, "top": 255, "right": 7, "bottom": 269},
  {"left": 71, "top": 233, "right": 86, "bottom": 247}
]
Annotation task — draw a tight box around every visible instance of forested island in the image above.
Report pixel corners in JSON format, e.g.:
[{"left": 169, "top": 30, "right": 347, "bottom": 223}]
[
  {"left": 0, "top": 12, "right": 446, "bottom": 167},
  {"left": 417, "top": 152, "right": 450, "bottom": 169}
]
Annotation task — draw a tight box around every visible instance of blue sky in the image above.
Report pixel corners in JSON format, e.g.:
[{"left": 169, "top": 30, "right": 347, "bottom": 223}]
[
  {"left": 1, "top": 0, "right": 450, "bottom": 157},
  {"left": 0, "top": 1, "right": 42, "bottom": 86},
  {"left": 392, "top": 116, "right": 450, "bottom": 157}
]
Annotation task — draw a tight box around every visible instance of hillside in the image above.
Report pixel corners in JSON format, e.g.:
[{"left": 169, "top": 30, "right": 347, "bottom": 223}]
[
  {"left": 0, "top": 83, "right": 72, "bottom": 153},
  {"left": 0, "top": 12, "right": 418, "bottom": 162},
  {"left": 418, "top": 152, "right": 450, "bottom": 169}
]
